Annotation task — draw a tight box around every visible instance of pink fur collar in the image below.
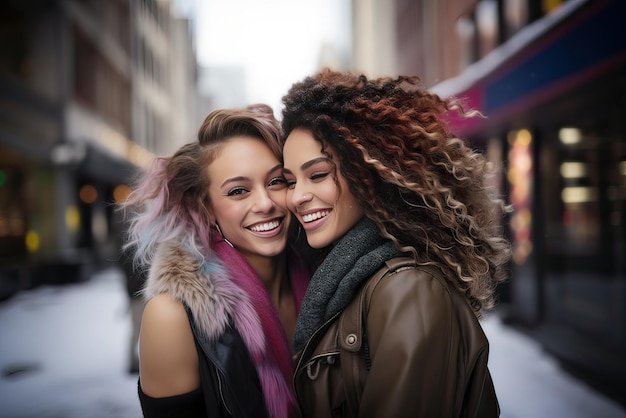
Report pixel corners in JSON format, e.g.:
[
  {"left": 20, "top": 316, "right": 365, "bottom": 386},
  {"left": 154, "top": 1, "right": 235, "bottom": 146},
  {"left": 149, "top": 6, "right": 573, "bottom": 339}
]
[{"left": 144, "top": 241, "right": 308, "bottom": 418}]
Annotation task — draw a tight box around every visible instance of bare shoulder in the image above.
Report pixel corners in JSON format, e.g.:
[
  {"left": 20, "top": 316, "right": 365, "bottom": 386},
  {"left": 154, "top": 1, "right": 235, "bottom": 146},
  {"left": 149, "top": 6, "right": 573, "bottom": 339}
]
[
  {"left": 140, "top": 293, "right": 200, "bottom": 397},
  {"left": 143, "top": 293, "right": 189, "bottom": 327}
]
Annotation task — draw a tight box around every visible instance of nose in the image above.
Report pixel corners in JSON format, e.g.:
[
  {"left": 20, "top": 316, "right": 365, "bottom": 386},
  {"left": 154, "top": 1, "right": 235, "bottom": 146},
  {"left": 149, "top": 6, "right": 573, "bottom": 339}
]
[
  {"left": 290, "top": 185, "right": 312, "bottom": 208},
  {"left": 253, "top": 188, "right": 276, "bottom": 213}
]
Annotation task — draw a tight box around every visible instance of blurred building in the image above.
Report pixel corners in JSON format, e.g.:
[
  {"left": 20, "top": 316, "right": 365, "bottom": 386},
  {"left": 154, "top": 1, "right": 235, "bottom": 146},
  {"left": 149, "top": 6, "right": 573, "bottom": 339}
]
[
  {"left": 196, "top": 65, "right": 247, "bottom": 126},
  {"left": 352, "top": 0, "right": 397, "bottom": 77},
  {"left": 353, "top": 0, "right": 625, "bottom": 406},
  {"left": 0, "top": 0, "right": 197, "bottom": 298}
]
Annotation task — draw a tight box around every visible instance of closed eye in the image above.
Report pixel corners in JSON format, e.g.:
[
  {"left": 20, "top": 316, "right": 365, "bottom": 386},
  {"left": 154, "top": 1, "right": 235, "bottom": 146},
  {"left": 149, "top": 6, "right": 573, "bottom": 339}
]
[
  {"left": 268, "top": 176, "right": 287, "bottom": 188},
  {"left": 311, "top": 172, "right": 329, "bottom": 181},
  {"left": 283, "top": 174, "right": 296, "bottom": 189}
]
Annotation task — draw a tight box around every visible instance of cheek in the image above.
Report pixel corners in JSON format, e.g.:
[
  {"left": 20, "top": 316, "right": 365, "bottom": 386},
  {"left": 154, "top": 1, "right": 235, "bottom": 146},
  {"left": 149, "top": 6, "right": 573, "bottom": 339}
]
[
  {"left": 211, "top": 202, "right": 234, "bottom": 225},
  {"left": 268, "top": 189, "right": 289, "bottom": 210},
  {"left": 285, "top": 188, "right": 296, "bottom": 211},
  {"left": 210, "top": 196, "right": 241, "bottom": 224},
  {"left": 319, "top": 182, "right": 341, "bottom": 204}
]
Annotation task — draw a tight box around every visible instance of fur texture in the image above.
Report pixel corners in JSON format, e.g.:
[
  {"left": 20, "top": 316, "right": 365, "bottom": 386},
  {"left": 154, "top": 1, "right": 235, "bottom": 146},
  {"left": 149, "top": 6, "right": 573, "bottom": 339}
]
[
  {"left": 142, "top": 241, "right": 299, "bottom": 418},
  {"left": 143, "top": 242, "right": 248, "bottom": 341}
]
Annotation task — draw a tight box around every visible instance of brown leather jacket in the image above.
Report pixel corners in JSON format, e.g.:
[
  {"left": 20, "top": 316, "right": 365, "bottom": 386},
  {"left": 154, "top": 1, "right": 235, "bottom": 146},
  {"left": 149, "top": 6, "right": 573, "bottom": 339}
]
[{"left": 293, "top": 257, "right": 499, "bottom": 418}]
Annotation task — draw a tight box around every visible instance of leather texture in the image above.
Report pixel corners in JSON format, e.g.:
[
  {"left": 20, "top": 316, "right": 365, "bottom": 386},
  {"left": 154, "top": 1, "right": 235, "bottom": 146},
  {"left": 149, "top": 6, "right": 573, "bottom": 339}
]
[
  {"left": 189, "top": 311, "right": 268, "bottom": 417},
  {"left": 293, "top": 257, "right": 500, "bottom": 418}
]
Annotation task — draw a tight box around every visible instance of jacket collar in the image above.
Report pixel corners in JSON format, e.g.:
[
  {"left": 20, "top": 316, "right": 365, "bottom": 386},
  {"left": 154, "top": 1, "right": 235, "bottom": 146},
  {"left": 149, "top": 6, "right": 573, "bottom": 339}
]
[{"left": 293, "top": 218, "right": 404, "bottom": 353}]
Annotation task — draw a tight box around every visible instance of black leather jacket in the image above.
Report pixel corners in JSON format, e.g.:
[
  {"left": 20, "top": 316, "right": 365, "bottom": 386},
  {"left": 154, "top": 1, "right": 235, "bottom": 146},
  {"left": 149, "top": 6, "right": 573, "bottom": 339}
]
[
  {"left": 189, "top": 311, "right": 269, "bottom": 417},
  {"left": 138, "top": 317, "right": 268, "bottom": 418}
]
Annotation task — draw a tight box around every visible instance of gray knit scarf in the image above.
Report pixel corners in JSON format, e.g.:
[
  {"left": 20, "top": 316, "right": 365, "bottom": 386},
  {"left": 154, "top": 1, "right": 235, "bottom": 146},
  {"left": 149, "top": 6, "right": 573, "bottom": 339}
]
[{"left": 293, "top": 217, "right": 404, "bottom": 353}]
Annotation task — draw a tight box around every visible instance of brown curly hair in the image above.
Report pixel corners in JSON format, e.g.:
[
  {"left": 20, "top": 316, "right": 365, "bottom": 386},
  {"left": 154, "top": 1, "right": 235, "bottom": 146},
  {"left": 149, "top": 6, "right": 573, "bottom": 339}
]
[{"left": 280, "top": 69, "right": 511, "bottom": 314}]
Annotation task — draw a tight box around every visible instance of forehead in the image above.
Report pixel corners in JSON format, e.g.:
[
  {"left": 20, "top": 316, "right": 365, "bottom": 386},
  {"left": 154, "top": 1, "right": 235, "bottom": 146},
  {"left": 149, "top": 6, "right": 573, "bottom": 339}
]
[
  {"left": 284, "top": 129, "right": 326, "bottom": 162},
  {"left": 208, "top": 135, "right": 279, "bottom": 179}
]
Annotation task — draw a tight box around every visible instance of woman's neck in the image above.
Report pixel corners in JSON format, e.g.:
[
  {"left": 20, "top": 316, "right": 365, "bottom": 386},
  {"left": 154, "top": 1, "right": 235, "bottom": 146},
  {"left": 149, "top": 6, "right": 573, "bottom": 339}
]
[
  {"left": 243, "top": 251, "right": 297, "bottom": 347},
  {"left": 243, "top": 252, "right": 288, "bottom": 302}
]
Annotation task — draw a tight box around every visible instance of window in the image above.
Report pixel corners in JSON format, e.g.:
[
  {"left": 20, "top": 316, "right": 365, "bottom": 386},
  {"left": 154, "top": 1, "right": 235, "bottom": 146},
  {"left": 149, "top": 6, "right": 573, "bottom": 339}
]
[
  {"left": 504, "top": 0, "right": 528, "bottom": 38},
  {"left": 476, "top": 0, "right": 499, "bottom": 58},
  {"left": 456, "top": 15, "right": 476, "bottom": 70}
]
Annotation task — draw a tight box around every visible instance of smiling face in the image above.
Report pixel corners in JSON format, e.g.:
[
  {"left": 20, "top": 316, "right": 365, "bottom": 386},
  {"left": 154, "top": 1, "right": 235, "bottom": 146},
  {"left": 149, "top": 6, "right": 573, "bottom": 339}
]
[
  {"left": 283, "top": 128, "right": 364, "bottom": 249},
  {"left": 207, "top": 135, "right": 290, "bottom": 263}
]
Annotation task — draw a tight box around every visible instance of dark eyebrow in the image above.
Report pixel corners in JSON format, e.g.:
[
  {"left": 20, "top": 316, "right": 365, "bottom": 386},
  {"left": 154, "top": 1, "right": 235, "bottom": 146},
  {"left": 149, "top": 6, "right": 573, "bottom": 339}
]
[
  {"left": 221, "top": 164, "right": 283, "bottom": 188},
  {"left": 268, "top": 164, "right": 283, "bottom": 175},
  {"left": 221, "top": 176, "right": 248, "bottom": 188},
  {"left": 284, "top": 157, "right": 329, "bottom": 175}
]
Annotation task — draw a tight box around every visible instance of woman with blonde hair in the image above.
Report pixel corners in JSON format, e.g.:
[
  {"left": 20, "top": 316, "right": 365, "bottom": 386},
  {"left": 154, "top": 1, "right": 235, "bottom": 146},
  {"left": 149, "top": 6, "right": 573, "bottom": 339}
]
[{"left": 124, "top": 104, "right": 309, "bottom": 417}]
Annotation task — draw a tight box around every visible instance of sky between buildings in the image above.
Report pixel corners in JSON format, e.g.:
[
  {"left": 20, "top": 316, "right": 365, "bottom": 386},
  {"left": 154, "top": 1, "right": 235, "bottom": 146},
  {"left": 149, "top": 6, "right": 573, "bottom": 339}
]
[{"left": 174, "top": 0, "right": 351, "bottom": 114}]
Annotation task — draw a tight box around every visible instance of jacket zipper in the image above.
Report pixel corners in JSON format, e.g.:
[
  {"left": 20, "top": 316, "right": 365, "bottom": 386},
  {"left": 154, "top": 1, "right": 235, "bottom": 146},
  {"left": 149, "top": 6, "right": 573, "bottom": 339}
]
[
  {"left": 303, "top": 350, "right": 340, "bottom": 379},
  {"left": 215, "top": 367, "right": 233, "bottom": 416},
  {"left": 293, "top": 312, "right": 343, "bottom": 395}
]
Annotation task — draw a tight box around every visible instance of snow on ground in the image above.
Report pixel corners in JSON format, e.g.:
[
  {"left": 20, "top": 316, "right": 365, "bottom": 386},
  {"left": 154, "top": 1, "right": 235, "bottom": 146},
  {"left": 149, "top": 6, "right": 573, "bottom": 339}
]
[
  {"left": 0, "top": 268, "right": 142, "bottom": 418},
  {"left": 0, "top": 267, "right": 624, "bottom": 418},
  {"left": 482, "top": 314, "right": 624, "bottom": 418}
]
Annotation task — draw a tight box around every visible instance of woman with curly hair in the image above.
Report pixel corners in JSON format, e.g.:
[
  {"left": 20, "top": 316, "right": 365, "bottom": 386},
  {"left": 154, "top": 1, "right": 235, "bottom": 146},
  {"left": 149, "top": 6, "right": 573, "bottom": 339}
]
[
  {"left": 280, "top": 69, "right": 511, "bottom": 417},
  {"left": 123, "top": 104, "right": 309, "bottom": 418}
]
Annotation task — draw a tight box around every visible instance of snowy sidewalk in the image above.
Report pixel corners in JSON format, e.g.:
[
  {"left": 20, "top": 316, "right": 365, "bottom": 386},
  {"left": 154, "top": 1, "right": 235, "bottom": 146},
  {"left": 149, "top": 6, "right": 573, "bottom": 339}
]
[
  {"left": 0, "top": 267, "right": 624, "bottom": 418},
  {"left": 483, "top": 313, "right": 624, "bottom": 418},
  {"left": 0, "top": 268, "right": 142, "bottom": 418}
]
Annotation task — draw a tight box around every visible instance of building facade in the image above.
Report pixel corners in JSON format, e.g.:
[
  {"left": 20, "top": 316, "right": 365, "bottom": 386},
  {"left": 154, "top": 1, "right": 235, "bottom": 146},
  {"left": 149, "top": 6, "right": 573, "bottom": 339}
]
[
  {"left": 353, "top": 0, "right": 625, "bottom": 405},
  {"left": 0, "top": 0, "right": 197, "bottom": 298}
]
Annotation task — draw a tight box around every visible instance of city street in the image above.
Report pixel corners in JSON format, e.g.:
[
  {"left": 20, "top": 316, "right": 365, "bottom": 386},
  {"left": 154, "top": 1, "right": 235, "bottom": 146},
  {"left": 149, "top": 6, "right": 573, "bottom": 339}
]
[{"left": 0, "top": 267, "right": 624, "bottom": 418}]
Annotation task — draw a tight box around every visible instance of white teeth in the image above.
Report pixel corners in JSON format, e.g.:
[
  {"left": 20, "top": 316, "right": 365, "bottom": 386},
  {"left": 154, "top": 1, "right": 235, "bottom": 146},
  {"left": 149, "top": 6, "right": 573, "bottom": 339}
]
[
  {"left": 302, "top": 210, "right": 329, "bottom": 223},
  {"left": 249, "top": 220, "right": 280, "bottom": 232}
]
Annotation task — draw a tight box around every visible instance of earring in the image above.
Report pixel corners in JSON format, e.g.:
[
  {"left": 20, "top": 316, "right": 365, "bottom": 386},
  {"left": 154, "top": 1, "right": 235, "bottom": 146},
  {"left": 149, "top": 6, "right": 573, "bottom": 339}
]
[{"left": 215, "top": 223, "right": 234, "bottom": 248}]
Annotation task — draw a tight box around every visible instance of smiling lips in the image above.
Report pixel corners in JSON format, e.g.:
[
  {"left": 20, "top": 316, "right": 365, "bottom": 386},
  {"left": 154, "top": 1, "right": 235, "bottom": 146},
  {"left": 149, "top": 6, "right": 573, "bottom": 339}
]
[
  {"left": 247, "top": 218, "right": 282, "bottom": 232},
  {"left": 301, "top": 210, "right": 330, "bottom": 223}
]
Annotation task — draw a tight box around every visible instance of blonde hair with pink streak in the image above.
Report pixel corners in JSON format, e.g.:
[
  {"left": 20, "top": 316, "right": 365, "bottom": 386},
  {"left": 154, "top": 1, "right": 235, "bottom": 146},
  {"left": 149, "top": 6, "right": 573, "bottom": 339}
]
[{"left": 121, "top": 104, "right": 283, "bottom": 270}]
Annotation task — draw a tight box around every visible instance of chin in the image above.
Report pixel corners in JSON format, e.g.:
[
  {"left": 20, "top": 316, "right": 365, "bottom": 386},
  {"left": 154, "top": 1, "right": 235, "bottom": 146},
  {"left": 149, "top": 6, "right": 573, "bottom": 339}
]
[
  {"left": 259, "top": 243, "right": 288, "bottom": 257},
  {"left": 305, "top": 234, "right": 332, "bottom": 250}
]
